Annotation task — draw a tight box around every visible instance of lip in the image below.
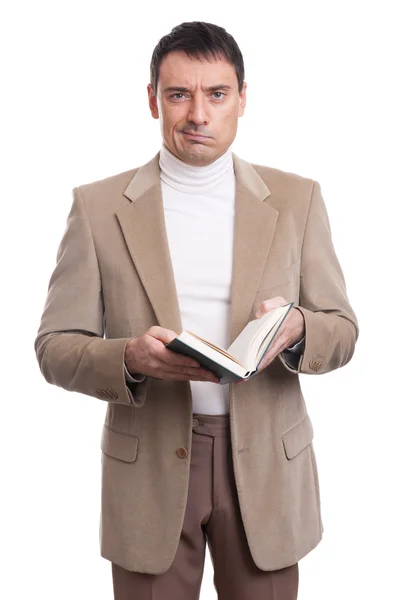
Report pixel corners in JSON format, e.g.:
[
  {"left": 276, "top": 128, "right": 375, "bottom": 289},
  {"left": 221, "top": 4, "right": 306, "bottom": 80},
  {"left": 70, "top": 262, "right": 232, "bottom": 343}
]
[{"left": 182, "top": 132, "right": 211, "bottom": 140}]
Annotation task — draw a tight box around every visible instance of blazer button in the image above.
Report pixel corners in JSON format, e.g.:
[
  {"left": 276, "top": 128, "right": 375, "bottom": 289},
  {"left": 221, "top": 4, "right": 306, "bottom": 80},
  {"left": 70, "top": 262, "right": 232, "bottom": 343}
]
[
  {"left": 192, "top": 418, "right": 199, "bottom": 428},
  {"left": 310, "top": 360, "right": 322, "bottom": 371},
  {"left": 177, "top": 447, "right": 188, "bottom": 459}
]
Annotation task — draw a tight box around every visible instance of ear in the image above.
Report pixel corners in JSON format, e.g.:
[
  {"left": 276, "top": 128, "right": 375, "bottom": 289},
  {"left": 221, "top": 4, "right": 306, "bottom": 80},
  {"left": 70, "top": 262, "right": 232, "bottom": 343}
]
[
  {"left": 238, "top": 82, "right": 247, "bottom": 117},
  {"left": 148, "top": 84, "right": 159, "bottom": 119}
]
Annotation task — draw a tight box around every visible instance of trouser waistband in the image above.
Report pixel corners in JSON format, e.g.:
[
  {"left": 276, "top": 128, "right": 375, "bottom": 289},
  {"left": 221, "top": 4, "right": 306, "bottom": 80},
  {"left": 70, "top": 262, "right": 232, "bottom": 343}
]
[{"left": 192, "top": 413, "right": 230, "bottom": 437}]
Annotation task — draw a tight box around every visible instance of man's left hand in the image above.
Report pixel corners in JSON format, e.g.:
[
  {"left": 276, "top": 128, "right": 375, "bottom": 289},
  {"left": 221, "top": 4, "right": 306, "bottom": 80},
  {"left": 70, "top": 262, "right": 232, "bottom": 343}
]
[{"left": 236, "top": 296, "right": 305, "bottom": 383}]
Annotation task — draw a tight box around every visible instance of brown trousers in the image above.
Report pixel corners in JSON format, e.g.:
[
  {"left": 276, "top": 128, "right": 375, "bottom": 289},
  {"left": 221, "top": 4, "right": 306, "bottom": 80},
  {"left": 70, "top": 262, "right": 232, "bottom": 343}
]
[{"left": 112, "top": 413, "right": 299, "bottom": 600}]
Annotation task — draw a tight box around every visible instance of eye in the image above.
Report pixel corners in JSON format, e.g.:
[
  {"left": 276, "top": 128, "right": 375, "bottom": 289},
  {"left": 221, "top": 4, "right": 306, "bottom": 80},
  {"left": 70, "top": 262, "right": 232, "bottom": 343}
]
[
  {"left": 171, "top": 93, "right": 186, "bottom": 100},
  {"left": 212, "top": 92, "right": 225, "bottom": 100}
]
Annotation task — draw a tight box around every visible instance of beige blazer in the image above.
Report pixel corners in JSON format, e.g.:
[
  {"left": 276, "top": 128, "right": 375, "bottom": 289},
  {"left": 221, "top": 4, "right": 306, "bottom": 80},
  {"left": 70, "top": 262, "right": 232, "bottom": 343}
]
[{"left": 34, "top": 152, "right": 359, "bottom": 574}]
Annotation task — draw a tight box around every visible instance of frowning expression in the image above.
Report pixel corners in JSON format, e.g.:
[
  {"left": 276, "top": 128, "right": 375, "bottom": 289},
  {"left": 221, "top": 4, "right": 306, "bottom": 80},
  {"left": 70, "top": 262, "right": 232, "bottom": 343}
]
[{"left": 148, "top": 51, "right": 247, "bottom": 166}]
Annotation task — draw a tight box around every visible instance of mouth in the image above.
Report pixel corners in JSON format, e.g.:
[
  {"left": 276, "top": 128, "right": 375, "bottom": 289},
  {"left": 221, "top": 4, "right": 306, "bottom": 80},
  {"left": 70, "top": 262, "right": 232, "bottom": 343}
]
[{"left": 182, "top": 131, "right": 211, "bottom": 141}]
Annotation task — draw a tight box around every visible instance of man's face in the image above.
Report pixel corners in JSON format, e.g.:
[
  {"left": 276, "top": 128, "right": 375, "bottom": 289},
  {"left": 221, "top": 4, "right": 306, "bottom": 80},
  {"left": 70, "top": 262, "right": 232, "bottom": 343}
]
[{"left": 148, "top": 51, "right": 247, "bottom": 166}]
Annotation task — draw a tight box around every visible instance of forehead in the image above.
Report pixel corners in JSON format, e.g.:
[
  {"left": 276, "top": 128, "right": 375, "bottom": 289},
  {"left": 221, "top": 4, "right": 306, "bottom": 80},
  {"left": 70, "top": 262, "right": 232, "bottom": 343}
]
[{"left": 158, "top": 51, "right": 238, "bottom": 88}]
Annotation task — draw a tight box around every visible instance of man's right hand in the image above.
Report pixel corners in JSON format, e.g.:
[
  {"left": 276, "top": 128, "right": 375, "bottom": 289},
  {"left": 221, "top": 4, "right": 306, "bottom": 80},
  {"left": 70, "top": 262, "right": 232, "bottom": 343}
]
[{"left": 124, "top": 326, "right": 220, "bottom": 383}]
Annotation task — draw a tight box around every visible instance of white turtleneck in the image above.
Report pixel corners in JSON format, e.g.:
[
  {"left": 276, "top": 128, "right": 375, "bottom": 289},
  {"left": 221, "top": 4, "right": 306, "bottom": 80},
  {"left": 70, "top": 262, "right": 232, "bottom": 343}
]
[
  {"left": 124, "top": 145, "right": 305, "bottom": 414},
  {"left": 159, "top": 145, "right": 235, "bottom": 414}
]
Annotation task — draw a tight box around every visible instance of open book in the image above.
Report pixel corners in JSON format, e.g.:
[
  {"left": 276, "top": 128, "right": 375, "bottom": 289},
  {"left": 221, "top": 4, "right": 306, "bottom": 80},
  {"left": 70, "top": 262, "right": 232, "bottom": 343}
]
[{"left": 166, "top": 302, "right": 294, "bottom": 384}]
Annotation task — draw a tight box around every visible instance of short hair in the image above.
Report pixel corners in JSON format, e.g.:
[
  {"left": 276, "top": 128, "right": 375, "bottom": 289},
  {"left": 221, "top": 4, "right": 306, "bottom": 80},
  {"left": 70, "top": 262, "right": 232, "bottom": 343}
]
[{"left": 150, "top": 21, "right": 245, "bottom": 96}]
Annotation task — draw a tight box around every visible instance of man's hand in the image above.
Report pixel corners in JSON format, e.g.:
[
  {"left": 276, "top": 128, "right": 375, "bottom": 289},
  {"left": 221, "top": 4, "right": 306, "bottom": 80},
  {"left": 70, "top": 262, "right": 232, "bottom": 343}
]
[
  {"left": 255, "top": 296, "right": 305, "bottom": 371},
  {"left": 236, "top": 296, "right": 305, "bottom": 383},
  {"left": 125, "top": 326, "right": 220, "bottom": 383}
]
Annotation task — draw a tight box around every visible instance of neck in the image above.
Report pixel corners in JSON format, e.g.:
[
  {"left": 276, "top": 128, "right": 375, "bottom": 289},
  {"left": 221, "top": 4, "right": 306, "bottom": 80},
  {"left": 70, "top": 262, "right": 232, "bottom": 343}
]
[{"left": 159, "top": 145, "right": 234, "bottom": 194}]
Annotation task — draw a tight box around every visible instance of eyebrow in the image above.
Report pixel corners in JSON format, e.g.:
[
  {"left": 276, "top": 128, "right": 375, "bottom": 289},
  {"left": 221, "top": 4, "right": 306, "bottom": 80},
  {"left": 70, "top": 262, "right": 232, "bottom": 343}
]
[{"left": 163, "top": 84, "right": 233, "bottom": 93}]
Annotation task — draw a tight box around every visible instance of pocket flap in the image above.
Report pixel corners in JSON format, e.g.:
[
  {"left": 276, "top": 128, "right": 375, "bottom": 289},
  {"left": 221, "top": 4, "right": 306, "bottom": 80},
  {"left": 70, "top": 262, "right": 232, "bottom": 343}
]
[
  {"left": 282, "top": 413, "right": 314, "bottom": 459},
  {"left": 100, "top": 425, "right": 139, "bottom": 462}
]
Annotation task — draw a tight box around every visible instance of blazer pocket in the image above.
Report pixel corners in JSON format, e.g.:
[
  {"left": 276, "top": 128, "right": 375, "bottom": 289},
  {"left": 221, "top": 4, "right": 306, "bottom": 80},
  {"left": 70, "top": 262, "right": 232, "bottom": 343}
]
[
  {"left": 281, "top": 413, "right": 314, "bottom": 459},
  {"left": 100, "top": 425, "right": 139, "bottom": 463},
  {"left": 257, "top": 262, "right": 297, "bottom": 292}
]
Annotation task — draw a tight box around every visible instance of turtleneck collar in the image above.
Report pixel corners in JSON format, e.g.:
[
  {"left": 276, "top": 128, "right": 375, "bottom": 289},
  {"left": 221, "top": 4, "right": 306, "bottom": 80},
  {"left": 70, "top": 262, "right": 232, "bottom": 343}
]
[{"left": 159, "top": 145, "right": 234, "bottom": 194}]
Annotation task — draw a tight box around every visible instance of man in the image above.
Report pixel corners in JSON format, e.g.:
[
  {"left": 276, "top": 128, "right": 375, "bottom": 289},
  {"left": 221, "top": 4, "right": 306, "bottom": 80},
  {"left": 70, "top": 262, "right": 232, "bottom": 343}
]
[{"left": 34, "top": 21, "right": 359, "bottom": 600}]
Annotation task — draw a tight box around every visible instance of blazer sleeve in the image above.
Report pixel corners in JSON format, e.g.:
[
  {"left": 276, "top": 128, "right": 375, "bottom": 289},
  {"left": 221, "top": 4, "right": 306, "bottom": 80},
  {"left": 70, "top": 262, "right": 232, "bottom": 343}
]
[
  {"left": 278, "top": 180, "right": 359, "bottom": 374},
  {"left": 34, "top": 186, "right": 148, "bottom": 408}
]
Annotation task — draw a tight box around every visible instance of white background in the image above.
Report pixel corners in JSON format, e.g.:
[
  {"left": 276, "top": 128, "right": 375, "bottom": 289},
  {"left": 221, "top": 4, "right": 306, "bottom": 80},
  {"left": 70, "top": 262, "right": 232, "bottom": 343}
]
[{"left": 2, "top": 1, "right": 395, "bottom": 598}]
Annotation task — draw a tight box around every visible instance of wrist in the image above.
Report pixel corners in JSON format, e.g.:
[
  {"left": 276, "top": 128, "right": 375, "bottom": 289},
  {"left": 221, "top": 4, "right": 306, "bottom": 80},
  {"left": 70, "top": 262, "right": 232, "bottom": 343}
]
[
  {"left": 124, "top": 362, "right": 146, "bottom": 383},
  {"left": 294, "top": 332, "right": 305, "bottom": 345},
  {"left": 293, "top": 309, "right": 305, "bottom": 342},
  {"left": 124, "top": 338, "right": 137, "bottom": 374}
]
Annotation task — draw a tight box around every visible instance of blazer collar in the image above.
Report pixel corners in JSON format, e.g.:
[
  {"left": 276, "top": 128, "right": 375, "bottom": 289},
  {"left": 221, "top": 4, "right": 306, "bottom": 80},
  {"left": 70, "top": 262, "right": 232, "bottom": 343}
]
[
  {"left": 123, "top": 151, "right": 271, "bottom": 203},
  {"left": 118, "top": 151, "right": 278, "bottom": 343}
]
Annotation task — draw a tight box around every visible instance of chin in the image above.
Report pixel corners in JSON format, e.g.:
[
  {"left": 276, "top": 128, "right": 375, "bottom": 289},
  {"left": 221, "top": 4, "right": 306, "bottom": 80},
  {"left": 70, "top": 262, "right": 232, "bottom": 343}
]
[{"left": 184, "top": 146, "right": 217, "bottom": 165}]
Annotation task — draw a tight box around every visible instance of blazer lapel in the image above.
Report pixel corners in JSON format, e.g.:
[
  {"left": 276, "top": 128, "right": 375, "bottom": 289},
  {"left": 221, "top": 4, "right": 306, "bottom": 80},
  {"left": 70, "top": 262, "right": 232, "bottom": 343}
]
[
  {"left": 116, "top": 153, "right": 183, "bottom": 334},
  {"left": 116, "top": 151, "right": 279, "bottom": 343},
  {"left": 229, "top": 154, "right": 278, "bottom": 343}
]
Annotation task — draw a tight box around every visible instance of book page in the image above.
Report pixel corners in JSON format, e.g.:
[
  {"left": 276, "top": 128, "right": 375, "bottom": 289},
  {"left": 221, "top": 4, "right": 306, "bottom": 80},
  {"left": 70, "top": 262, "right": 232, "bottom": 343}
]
[
  {"left": 253, "top": 305, "right": 294, "bottom": 368},
  {"left": 184, "top": 331, "right": 246, "bottom": 367},
  {"left": 177, "top": 331, "right": 248, "bottom": 376},
  {"left": 227, "top": 304, "right": 292, "bottom": 369}
]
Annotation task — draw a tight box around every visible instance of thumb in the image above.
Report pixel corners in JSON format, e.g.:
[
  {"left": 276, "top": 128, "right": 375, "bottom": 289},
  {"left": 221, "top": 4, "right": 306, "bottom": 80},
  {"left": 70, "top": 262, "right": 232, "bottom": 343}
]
[
  {"left": 255, "top": 296, "right": 286, "bottom": 319},
  {"left": 147, "top": 326, "right": 178, "bottom": 344}
]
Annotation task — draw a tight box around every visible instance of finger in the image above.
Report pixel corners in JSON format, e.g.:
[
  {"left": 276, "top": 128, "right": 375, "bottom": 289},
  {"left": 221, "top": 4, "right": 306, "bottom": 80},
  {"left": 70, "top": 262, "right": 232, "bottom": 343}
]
[
  {"left": 258, "top": 336, "right": 287, "bottom": 370},
  {"left": 156, "top": 357, "right": 219, "bottom": 379},
  {"left": 167, "top": 348, "right": 201, "bottom": 368},
  {"left": 257, "top": 352, "right": 273, "bottom": 370},
  {"left": 166, "top": 370, "right": 220, "bottom": 382},
  {"left": 158, "top": 346, "right": 202, "bottom": 368}
]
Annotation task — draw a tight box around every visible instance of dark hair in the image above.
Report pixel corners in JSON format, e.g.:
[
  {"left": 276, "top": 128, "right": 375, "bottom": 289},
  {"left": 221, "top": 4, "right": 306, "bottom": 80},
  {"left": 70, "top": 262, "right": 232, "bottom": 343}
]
[{"left": 150, "top": 21, "right": 245, "bottom": 96}]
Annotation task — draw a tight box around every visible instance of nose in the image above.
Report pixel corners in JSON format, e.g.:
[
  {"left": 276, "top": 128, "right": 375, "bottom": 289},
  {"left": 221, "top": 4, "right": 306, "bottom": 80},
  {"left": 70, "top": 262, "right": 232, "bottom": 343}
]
[{"left": 187, "top": 95, "right": 209, "bottom": 126}]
